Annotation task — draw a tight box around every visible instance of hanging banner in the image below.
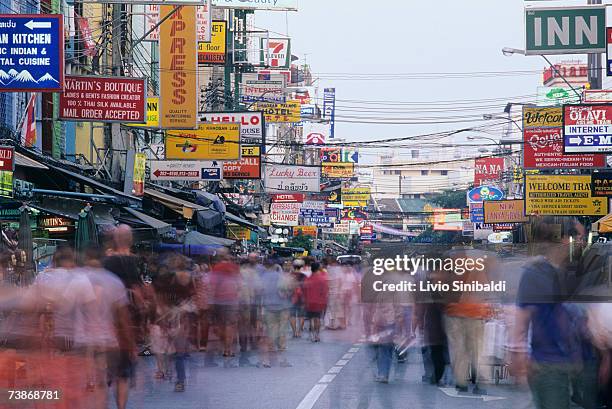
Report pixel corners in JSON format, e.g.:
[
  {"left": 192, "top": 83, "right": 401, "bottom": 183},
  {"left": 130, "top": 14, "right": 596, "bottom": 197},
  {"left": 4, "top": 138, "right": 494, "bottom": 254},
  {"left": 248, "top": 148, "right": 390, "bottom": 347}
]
[
  {"left": 160, "top": 5, "right": 198, "bottom": 129},
  {"left": 212, "top": 0, "right": 298, "bottom": 10},
  {"left": 150, "top": 160, "right": 223, "bottom": 181},
  {"left": 563, "top": 104, "right": 612, "bottom": 153},
  {"left": 223, "top": 145, "right": 261, "bottom": 179},
  {"left": 483, "top": 200, "right": 527, "bottom": 224},
  {"left": 76, "top": 15, "right": 96, "bottom": 57},
  {"left": 270, "top": 202, "right": 301, "bottom": 226},
  {"left": 254, "top": 100, "right": 301, "bottom": 123},
  {"left": 260, "top": 38, "right": 291, "bottom": 68},
  {"left": 200, "top": 111, "right": 264, "bottom": 144},
  {"left": 0, "top": 147, "right": 14, "bottom": 198},
  {"left": 133, "top": 153, "right": 146, "bottom": 196},
  {"left": 341, "top": 187, "right": 371, "bottom": 207},
  {"left": 323, "top": 88, "right": 336, "bottom": 139},
  {"left": 474, "top": 158, "right": 504, "bottom": 186},
  {"left": 592, "top": 172, "right": 612, "bottom": 196},
  {"left": 127, "top": 97, "right": 159, "bottom": 128},
  {"left": 144, "top": 3, "right": 212, "bottom": 42},
  {"left": 198, "top": 21, "right": 226, "bottom": 65},
  {"left": 165, "top": 123, "right": 240, "bottom": 160},
  {"left": 525, "top": 174, "right": 607, "bottom": 216},
  {"left": 264, "top": 164, "right": 320, "bottom": 193},
  {"left": 59, "top": 76, "right": 146, "bottom": 122},
  {"left": 0, "top": 14, "right": 64, "bottom": 92},
  {"left": 321, "top": 162, "right": 354, "bottom": 178},
  {"left": 524, "top": 126, "right": 605, "bottom": 168}
]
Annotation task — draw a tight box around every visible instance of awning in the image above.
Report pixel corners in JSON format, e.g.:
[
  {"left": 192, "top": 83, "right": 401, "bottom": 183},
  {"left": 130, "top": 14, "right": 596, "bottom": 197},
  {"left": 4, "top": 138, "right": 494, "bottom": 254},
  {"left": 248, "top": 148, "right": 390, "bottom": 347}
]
[
  {"left": 184, "top": 230, "right": 234, "bottom": 247},
  {"left": 145, "top": 189, "right": 205, "bottom": 219},
  {"left": 15, "top": 153, "right": 48, "bottom": 170},
  {"left": 597, "top": 213, "right": 612, "bottom": 233},
  {"left": 226, "top": 212, "right": 265, "bottom": 233},
  {"left": 123, "top": 207, "right": 173, "bottom": 235},
  {"left": 30, "top": 199, "right": 117, "bottom": 226}
]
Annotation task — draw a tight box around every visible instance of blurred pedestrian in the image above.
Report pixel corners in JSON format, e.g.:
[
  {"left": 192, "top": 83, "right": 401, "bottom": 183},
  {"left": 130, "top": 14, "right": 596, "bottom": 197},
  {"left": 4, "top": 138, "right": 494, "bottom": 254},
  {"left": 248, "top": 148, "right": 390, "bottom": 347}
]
[{"left": 304, "top": 262, "right": 328, "bottom": 342}]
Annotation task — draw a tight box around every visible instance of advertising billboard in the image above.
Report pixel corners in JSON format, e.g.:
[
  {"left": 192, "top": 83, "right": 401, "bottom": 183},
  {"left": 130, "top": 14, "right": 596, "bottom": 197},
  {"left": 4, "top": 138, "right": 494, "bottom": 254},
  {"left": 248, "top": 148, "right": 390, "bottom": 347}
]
[
  {"left": 341, "top": 187, "right": 371, "bottom": 207},
  {"left": 474, "top": 158, "right": 504, "bottom": 186},
  {"left": 0, "top": 147, "right": 14, "bottom": 198},
  {"left": 159, "top": 5, "right": 198, "bottom": 129},
  {"left": 260, "top": 38, "right": 291, "bottom": 68},
  {"left": 525, "top": 174, "right": 607, "bottom": 216},
  {"left": 150, "top": 160, "right": 223, "bottom": 182},
  {"left": 165, "top": 123, "right": 240, "bottom": 160},
  {"left": 264, "top": 164, "right": 320, "bottom": 193},
  {"left": 127, "top": 97, "right": 159, "bottom": 128},
  {"left": 212, "top": 0, "right": 298, "bottom": 10},
  {"left": 323, "top": 88, "right": 336, "bottom": 139},
  {"left": 198, "top": 21, "right": 226, "bottom": 65},
  {"left": 563, "top": 104, "right": 612, "bottom": 153},
  {"left": 592, "top": 172, "right": 612, "bottom": 196},
  {"left": 0, "top": 14, "right": 64, "bottom": 92},
  {"left": 59, "top": 76, "right": 146, "bottom": 122},
  {"left": 524, "top": 126, "right": 605, "bottom": 168},
  {"left": 255, "top": 100, "right": 301, "bottom": 123},
  {"left": 270, "top": 202, "right": 301, "bottom": 226},
  {"left": 483, "top": 200, "right": 527, "bottom": 224},
  {"left": 321, "top": 162, "right": 354, "bottom": 178},
  {"left": 240, "top": 73, "right": 285, "bottom": 104},
  {"left": 144, "top": 3, "right": 211, "bottom": 42},
  {"left": 523, "top": 106, "right": 563, "bottom": 128},
  {"left": 223, "top": 146, "right": 261, "bottom": 179},
  {"left": 200, "top": 111, "right": 265, "bottom": 144}
]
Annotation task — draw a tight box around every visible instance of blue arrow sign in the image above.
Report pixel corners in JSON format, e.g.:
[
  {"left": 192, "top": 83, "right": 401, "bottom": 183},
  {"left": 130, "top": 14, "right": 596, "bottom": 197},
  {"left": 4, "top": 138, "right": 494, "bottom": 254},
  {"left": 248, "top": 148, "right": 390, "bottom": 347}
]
[
  {"left": 564, "top": 134, "right": 612, "bottom": 153},
  {"left": 0, "top": 14, "right": 64, "bottom": 91}
]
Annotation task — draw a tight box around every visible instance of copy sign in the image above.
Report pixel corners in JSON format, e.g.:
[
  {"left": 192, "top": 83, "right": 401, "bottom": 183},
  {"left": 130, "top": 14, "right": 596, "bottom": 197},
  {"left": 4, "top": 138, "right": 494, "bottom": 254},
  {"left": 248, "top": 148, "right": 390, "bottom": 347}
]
[{"left": 0, "top": 14, "right": 63, "bottom": 91}]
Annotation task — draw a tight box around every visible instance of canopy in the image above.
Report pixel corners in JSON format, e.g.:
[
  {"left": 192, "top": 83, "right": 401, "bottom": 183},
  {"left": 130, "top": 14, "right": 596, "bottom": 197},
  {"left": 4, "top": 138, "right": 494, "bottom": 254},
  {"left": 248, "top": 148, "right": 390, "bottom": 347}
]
[
  {"left": 183, "top": 230, "right": 234, "bottom": 247},
  {"left": 597, "top": 213, "right": 612, "bottom": 234},
  {"left": 145, "top": 189, "right": 205, "bottom": 219}
]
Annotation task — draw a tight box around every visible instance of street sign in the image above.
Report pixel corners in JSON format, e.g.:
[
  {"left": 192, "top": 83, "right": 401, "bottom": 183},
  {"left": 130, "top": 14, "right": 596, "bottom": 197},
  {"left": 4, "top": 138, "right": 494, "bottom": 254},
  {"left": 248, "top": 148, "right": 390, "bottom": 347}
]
[
  {"left": 525, "top": 174, "right": 607, "bottom": 216},
  {"left": 563, "top": 104, "right": 612, "bottom": 153},
  {"left": 150, "top": 160, "right": 223, "bottom": 182},
  {"left": 0, "top": 14, "right": 63, "bottom": 92},
  {"left": 525, "top": 6, "right": 606, "bottom": 55}
]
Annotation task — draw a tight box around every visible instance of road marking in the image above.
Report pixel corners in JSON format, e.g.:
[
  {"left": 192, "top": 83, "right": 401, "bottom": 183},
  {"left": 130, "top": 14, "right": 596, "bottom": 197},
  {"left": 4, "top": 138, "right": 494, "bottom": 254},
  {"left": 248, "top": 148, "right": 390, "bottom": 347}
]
[
  {"left": 438, "top": 387, "right": 507, "bottom": 402},
  {"left": 294, "top": 344, "right": 361, "bottom": 409},
  {"left": 296, "top": 384, "right": 328, "bottom": 409},
  {"left": 318, "top": 374, "right": 336, "bottom": 383}
]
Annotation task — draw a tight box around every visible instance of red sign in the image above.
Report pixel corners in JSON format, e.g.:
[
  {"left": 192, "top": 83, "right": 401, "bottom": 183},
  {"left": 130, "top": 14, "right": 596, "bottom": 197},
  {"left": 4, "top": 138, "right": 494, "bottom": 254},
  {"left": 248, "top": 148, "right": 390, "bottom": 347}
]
[
  {"left": 542, "top": 63, "right": 587, "bottom": 85},
  {"left": 271, "top": 194, "right": 304, "bottom": 203},
  {"left": 474, "top": 158, "right": 504, "bottom": 186},
  {"left": 59, "top": 76, "right": 146, "bottom": 122},
  {"left": 223, "top": 157, "right": 261, "bottom": 179},
  {"left": 153, "top": 170, "right": 199, "bottom": 178},
  {"left": 523, "top": 127, "right": 605, "bottom": 169},
  {"left": 0, "top": 147, "right": 14, "bottom": 172}
]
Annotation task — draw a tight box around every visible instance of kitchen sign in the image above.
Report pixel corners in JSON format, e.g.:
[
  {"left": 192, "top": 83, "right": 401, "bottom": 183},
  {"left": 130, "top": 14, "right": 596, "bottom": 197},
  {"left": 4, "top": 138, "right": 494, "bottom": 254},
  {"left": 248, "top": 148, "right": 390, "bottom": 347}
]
[{"left": 563, "top": 104, "right": 612, "bottom": 153}]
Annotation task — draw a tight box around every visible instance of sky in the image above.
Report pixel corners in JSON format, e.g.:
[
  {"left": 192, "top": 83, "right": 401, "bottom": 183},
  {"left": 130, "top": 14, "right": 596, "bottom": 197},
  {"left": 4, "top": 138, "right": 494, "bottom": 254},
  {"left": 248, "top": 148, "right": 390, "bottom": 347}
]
[{"left": 255, "top": 0, "right": 594, "bottom": 150}]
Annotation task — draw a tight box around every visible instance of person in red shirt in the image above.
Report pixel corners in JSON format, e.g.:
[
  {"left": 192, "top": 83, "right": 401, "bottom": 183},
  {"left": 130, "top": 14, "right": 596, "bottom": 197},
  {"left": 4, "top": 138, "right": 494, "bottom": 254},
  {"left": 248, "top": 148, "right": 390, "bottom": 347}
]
[
  {"left": 303, "top": 262, "right": 328, "bottom": 342},
  {"left": 210, "top": 249, "right": 242, "bottom": 360}
]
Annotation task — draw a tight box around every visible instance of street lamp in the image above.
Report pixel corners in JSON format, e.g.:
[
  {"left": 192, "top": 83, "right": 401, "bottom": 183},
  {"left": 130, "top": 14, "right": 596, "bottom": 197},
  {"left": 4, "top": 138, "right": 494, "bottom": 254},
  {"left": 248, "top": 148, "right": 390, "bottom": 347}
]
[{"left": 501, "top": 47, "right": 583, "bottom": 102}]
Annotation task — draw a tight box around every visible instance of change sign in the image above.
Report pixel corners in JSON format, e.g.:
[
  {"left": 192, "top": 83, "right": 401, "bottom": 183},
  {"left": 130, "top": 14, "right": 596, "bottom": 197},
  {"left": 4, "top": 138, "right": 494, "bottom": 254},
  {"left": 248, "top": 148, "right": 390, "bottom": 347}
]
[
  {"left": 563, "top": 104, "right": 612, "bottom": 153},
  {"left": 0, "top": 14, "right": 64, "bottom": 92},
  {"left": 525, "top": 6, "right": 606, "bottom": 55}
]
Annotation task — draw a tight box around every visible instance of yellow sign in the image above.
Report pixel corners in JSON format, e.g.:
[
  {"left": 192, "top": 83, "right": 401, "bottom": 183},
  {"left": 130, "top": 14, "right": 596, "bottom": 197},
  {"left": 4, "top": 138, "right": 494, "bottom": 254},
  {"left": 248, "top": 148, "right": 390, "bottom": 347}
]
[
  {"left": 341, "top": 187, "right": 371, "bottom": 207},
  {"left": 160, "top": 5, "right": 198, "bottom": 129},
  {"left": 523, "top": 107, "right": 562, "bottom": 128},
  {"left": 483, "top": 200, "right": 527, "bottom": 224},
  {"left": 322, "top": 162, "right": 354, "bottom": 178},
  {"left": 198, "top": 21, "right": 226, "bottom": 64},
  {"left": 293, "top": 225, "right": 317, "bottom": 238},
  {"left": 133, "top": 153, "right": 147, "bottom": 197},
  {"left": 128, "top": 97, "right": 159, "bottom": 128},
  {"left": 166, "top": 123, "right": 241, "bottom": 160},
  {"left": 227, "top": 225, "right": 251, "bottom": 241},
  {"left": 525, "top": 175, "right": 608, "bottom": 216},
  {"left": 254, "top": 100, "right": 301, "bottom": 123},
  {"left": 241, "top": 145, "right": 260, "bottom": 157}
]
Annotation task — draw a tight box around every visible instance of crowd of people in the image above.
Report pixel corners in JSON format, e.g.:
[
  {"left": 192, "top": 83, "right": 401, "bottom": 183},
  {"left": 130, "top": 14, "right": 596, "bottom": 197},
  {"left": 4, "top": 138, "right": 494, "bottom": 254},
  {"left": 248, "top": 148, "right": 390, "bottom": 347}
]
[{"left": 1, "top": 218, "right": 612, "bottom": 409}]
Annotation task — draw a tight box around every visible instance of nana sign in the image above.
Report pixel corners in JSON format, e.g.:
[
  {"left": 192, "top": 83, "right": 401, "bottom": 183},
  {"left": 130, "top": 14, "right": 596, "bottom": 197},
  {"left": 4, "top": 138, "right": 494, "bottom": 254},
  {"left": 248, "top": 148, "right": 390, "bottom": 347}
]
[
  {"left": 0, "top": 14, "right": 64, "bottom": 92},
  {"left": 525, "top": 6, "right": 606, "bottom": 55}
]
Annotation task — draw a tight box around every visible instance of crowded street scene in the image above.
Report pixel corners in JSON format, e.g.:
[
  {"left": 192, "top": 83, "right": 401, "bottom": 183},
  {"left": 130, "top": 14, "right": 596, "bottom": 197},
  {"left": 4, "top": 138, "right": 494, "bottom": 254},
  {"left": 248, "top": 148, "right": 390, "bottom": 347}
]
[{"left": 3, "top": 0, "right": 612, "bottom": 408}]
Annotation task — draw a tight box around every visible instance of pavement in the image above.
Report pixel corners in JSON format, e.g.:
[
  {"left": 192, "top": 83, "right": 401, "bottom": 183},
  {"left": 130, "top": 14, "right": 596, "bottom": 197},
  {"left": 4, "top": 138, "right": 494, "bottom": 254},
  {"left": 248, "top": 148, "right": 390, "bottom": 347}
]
[{"left": 122, "top": 314, "right": 536, "bottom": 409}]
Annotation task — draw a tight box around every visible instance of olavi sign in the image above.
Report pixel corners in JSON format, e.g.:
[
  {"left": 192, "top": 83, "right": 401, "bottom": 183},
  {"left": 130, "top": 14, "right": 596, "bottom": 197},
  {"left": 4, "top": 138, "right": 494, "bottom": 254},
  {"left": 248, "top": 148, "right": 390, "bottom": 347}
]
[
  {"left": 467, "top": 186, "right": 504, "bottom": 203},
  {"left": 525, "top": 6, "right": 605, "bottom": 55}
]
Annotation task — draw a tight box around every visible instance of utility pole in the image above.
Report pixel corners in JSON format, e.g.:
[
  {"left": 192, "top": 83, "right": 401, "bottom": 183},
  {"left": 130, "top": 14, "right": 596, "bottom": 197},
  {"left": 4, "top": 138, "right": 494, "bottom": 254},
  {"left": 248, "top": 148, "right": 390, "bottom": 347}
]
[
  {"left": 588, "top": 0, "right": 603, "bottom": 89},
  {"left": 110, "top": 4, "right": 127, "bottom": 184}
]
